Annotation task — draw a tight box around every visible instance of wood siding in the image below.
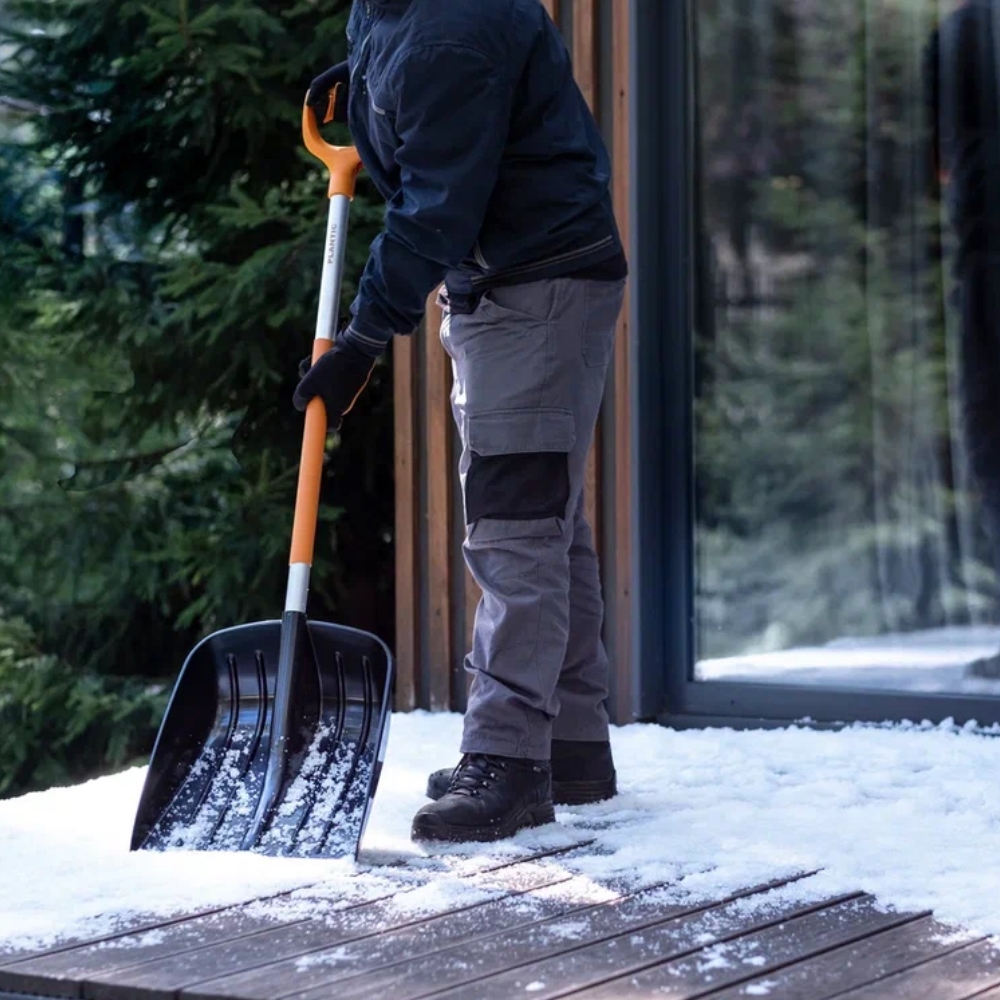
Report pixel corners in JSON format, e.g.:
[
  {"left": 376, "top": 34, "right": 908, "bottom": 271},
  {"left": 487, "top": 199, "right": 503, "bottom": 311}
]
[{"left": 391, "top": 0, "right": 634, "bottom": 720}]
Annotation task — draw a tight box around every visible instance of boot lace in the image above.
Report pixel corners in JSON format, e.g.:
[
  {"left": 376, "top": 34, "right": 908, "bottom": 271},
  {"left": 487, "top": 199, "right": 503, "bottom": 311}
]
[{"left": 448, "top": 754, "right": 509, "bottom": 798}]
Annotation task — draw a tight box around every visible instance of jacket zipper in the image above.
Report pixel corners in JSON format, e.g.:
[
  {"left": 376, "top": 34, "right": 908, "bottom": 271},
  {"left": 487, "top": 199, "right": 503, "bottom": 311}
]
[{"left": 352, "top": 1, "right": 377, "bottom": 98}]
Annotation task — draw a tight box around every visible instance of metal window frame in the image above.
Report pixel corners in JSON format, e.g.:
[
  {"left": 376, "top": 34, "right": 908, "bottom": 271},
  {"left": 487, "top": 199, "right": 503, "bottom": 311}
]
[{"left": 630, "top": 0, "right": 1000, "bottom": 731}]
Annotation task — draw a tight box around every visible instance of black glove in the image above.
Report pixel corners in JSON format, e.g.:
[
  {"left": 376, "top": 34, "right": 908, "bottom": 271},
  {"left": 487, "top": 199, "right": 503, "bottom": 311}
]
[
  {"left": 293, "top": 336, "right": 377, "bottom": 431},
  {"left": 306, "top": 61, "right": 350, "bottom": 125}
]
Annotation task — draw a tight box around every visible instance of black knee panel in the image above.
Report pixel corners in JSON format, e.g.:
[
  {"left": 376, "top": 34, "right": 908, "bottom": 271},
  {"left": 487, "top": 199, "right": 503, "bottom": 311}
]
[{"left": 465, "top": 451, "right": 570, "bottom": 523}]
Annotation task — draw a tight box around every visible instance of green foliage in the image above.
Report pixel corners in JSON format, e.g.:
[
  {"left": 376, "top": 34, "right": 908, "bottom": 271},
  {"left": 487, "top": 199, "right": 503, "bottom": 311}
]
[
  {"left": 0, "top": 616, "right": 168, "bottom": 797},
  {"left": 0, "top": 0, "right": 395, "bottom": 796}
]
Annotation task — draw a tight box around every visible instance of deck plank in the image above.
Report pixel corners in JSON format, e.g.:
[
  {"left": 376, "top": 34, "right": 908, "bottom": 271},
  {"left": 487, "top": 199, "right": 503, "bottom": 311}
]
[
  {"left": 420, "top": 894, "right": 906, "bottom": 1000},
  {"left": 828, "top": 939, "right": 1000, "bottom": 1000},
  {"left": 184, "top": 872, "right": 639, "bottom": 1000},
  {"left": 0, "top": 863, "right": 405, "bottom": 975},
  {"left": 0, "top": 844, "right": 582, "bottom": 999},
  {"left": 0, "top": 941, "right": 94, "bottom": 969},
  {"left": 1, "top": 910, "right": 311, "bottom": 1000},
  {"left": 283, "top": 878, "right": 823, "bottom": 1000},
  {"left": 1, "top": 949, "right": 53, "bottom": 968},
  {"left": 534, "top": 895, "right": 921, "bottom": 1000},
  {"left": 963, "top": 983, "right": 1000, "bottom": 999},
  {"left": 81, "top": 850, "right": 600, "bottom": 1000},
  {"left": 0, "top": 990, "right": 74, "bottom": 1000},
  {"left": 0, "top": 907, "right": 254, "bottom": 970},
  {"left": 0, "top": 867, "right": 422, "bottom": 999},
  {"left": 0, "top": 900, "right": 321, "bottom": 993},
  {"left": 699, "top": 916, "right": 984, "bottom": 1000}
]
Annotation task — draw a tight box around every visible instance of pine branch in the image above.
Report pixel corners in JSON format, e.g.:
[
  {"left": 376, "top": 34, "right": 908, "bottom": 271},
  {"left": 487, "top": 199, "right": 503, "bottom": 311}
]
[
  {"left": 66, "top": 440, "right": 193, "bottom": 471},
  {"left": 0, "top": 95, "right": 48, "bottom": 116}
]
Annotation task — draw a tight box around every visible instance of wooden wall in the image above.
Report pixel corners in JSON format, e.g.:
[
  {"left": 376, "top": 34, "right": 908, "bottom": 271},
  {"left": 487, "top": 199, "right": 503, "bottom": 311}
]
[{"left": 393, "top": 0, "right": 634, "bottom": 722}]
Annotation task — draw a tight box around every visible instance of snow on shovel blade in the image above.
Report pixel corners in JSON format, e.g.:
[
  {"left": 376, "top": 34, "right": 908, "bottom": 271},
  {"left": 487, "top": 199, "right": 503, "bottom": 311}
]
[{"left": 129, "top": 618, "right": 392, "bottom": 860}]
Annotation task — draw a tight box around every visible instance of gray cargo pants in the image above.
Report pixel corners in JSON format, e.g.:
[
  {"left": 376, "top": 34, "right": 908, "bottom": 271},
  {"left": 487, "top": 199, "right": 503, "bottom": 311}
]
[{"left": 438, "top": 275, "right": 626, "bottom": 760}]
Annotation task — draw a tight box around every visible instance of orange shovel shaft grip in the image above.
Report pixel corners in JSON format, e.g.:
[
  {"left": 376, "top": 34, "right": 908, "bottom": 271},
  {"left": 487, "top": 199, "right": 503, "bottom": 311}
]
[{"left": 289, "top": 338, "right": 334, "bottom": 566}]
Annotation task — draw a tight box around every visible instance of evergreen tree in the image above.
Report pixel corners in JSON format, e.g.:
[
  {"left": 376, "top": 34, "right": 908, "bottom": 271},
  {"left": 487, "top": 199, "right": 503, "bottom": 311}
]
[{"left": 0, "top": 0, "right": 394, "bottom": 793}]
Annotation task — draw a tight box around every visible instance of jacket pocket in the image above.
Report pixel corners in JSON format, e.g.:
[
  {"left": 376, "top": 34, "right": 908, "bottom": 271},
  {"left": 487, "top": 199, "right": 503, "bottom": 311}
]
[{"left": 366, "top": 89, "right": 399, "bottom": 154}]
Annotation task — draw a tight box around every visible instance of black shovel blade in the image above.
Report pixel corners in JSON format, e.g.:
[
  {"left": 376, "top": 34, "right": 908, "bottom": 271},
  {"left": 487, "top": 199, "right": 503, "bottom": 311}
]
[{"left": 129, "top": 616, "right": 393, "bottom": 860}]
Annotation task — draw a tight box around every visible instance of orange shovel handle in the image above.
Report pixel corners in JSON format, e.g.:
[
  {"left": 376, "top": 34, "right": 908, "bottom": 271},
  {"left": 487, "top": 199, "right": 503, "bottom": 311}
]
[
  {"left": 288, "top": 97, "right": 363, "bottom": 571},
  {"left": 289, "top": 339, "right": 334, "bottom": 567}
]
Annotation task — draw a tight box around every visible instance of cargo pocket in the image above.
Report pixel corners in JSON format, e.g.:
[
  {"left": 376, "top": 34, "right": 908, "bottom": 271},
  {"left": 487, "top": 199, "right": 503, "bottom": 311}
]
[
  {"left": 582, "top": 278, "right": 626, "bottom": 368},
  {"left": 464, "top": 408, "right": 576, "bottom": 541}
]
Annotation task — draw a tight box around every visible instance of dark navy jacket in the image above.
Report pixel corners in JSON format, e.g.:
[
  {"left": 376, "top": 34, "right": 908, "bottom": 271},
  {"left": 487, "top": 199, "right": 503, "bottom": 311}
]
[{"left": 340, "top": 0, "right": 625, "bottom": 357}]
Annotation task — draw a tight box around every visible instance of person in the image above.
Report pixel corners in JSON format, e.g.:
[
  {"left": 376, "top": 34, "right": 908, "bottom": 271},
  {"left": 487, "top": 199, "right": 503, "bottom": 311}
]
[
  {"left": 925, "top": 0, "right": 1000, "bottom": 678},
  {"left": 295, "top": 0, "right": 627, "bottom": 844}
]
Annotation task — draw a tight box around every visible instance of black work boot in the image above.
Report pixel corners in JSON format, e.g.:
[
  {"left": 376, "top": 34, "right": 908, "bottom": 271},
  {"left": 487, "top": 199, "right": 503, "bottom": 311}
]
[
  {"left": 425, "top": 740, "right": 617, "bottom": 806},
  {"left": 411, "top": 754, "right": 555, "bottom": 844}
]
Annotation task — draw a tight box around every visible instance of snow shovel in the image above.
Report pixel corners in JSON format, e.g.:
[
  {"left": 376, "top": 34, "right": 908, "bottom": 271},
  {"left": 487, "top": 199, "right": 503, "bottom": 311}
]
[{"left": 129, "top": 100, "right": 393, "bottom": 861}]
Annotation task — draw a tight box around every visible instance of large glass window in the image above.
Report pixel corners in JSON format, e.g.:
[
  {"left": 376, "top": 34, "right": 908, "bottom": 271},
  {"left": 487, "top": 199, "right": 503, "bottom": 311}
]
[{"left": 693, "top": 0, "right": 1000, "bottom": 696}]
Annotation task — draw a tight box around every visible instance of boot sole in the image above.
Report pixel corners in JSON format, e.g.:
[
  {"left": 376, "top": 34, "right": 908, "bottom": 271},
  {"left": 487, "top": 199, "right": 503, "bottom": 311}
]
[
  {"left": 411, "top": 801, "right": 556, "bottom": 844},
  {"left": 556, "top": 775, "right": 618, "bottom": 806}
]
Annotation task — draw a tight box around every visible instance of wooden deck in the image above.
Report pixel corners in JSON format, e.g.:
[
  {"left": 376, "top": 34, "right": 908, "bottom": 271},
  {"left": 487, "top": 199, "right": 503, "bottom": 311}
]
[{"left": 2, "top": 842, "right": 997, "bottom": 1000}]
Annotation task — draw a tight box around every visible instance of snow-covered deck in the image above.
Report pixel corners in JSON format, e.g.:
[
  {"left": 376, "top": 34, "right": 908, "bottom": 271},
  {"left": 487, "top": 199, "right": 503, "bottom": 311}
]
[{"left": 3, "top": 714, "right": 1000, "bottom": 999}]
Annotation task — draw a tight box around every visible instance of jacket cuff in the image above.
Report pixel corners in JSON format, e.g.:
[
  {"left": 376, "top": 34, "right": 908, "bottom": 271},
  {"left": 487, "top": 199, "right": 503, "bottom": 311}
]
[{"left": 341, "top": 322, "right": 391, "bottom": 358}]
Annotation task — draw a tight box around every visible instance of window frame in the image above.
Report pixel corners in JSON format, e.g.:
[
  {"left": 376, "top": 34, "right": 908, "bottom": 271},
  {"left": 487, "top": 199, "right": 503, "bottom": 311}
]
[{"left": 632, "top": 0, "right": 1000, "bottom": 731}]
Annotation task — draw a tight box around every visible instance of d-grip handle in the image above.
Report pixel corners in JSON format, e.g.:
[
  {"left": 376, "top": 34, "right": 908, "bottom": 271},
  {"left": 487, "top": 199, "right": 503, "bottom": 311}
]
[{"left": 302, "top": 95, "right": 363, "bottom": 200}]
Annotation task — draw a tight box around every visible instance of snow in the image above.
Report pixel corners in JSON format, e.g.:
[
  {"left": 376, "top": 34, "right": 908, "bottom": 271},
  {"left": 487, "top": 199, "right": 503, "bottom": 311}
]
[
  {"left": 697, "top": 943, "right": 733, "bottom": 971},
  {"left": 153, "top": 728, "right": 263, "bottom": 852},
  {"left": 2, "top": 710, "right": 1000, "bottom": 954},
  {"left": 697, "top": 624, "right": 1000, "bottom": 694},
  {"left": 745, "top": 981, "right": 779, "bottom": 996}
]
